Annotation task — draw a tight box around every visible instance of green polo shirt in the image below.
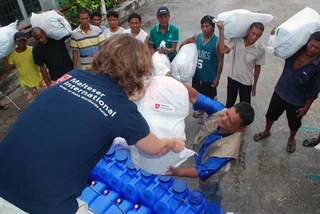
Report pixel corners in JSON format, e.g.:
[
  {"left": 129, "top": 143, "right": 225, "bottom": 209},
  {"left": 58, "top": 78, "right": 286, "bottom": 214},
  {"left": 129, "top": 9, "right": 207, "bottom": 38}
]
[{"left": 149, "top": 23, "right": 179, "bottom": 59}]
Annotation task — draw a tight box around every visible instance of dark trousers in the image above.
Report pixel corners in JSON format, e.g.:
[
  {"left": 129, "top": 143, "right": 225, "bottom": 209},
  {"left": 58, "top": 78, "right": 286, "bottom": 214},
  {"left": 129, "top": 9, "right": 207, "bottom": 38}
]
[
  {"left": 226, "top": 77, "right": 252, "bottom": 108},
  {"left": 192, "top": 78, "right": 217, "bottom": 100}
]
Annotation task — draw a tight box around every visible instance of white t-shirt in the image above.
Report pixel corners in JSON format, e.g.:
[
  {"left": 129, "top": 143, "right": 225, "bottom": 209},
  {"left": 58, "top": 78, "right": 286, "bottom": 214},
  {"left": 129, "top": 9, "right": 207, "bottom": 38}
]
[
  {"left": 226, "top": 38, "right": 265, "bottom": 86},
  {"left": 123, "top": 29, "right": 149, "bottom": 43},
  {"left": 103, "top": 27, "right": 125, "bottom": 39}
]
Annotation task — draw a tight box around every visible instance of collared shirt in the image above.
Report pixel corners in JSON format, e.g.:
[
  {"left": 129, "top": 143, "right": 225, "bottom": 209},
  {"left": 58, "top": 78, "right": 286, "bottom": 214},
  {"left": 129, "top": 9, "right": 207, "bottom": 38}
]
[
  {"left": 70, "top": 24, "right": 105, "bottom": 69},
  {"left": 226, "top": 38, "right": 265, "bottom": 86},
  {"left": 275, "top": 52, "right": 320, "bottom": 106},
  {"left": 193, "top": 93, "right": 232, "bottom": 181},
  {"left": 149, "top": 23, "right": 179, "bottom": 59}
]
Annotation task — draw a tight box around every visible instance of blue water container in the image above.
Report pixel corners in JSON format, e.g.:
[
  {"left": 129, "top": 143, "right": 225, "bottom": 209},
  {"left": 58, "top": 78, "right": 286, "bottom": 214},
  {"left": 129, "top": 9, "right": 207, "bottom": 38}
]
[
  {"left": 153, "top": 191, "right": 182, "bottom": 214},
  {"left": 140, "top": 176, "right": 174, "bottom": 208},
  {"left": 185, "top": 190, "right": 206, "bottom": 211},
  {"left": 89, "top": 145, "right": 116, "bottom": 181},
  {"left": 121, "top": 170, "right": 156, "bottom": 203},
  {"left": 104, "top": 198, "right": 133, "bottom": 214},
  {"left": 204, "top": 203, "right": 223, "bottom": 214},
  {"left": 174, "top": 201, "right": 199, "bottom": 214},
  {"left": 78, "top": 181, "right": 107, "bottom": 205},
  {"left": 127, "top": 204, "right": 152, "bottom": 214},
  {"left": 170, "top": 180, "right": 189, "bottom": 199},
  {"left": 89, "top": 189, "right": 120, "bottom": 213},
  {"left": 107, "top": 158, "right": 138, "bottom": 193},
  {"left": 98, "top": 150, "right": 128, "bottom": 182}
]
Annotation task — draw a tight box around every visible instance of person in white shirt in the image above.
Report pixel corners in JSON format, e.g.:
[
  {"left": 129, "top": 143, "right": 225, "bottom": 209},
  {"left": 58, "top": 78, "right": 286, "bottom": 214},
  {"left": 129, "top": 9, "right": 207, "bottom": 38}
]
[
  {"left": 103, "top": 10, "right": 125, "bottom": 39},
  {"left": 123, "top": 13, "right": 149, "bottom": 44}
]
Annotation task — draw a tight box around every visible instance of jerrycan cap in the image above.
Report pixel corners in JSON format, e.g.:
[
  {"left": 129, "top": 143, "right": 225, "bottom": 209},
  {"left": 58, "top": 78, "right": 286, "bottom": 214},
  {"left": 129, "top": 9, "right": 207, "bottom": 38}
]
[
  {"left": 140, "top": 170, "right": 152, "bottom": 177},
  {"left": 158, "top": 175, "right": 172, "bottom": 183},
  {"left": 188, "top": 190, "right": 204, "bottom": 205},
  {"left": 205, "top": 203, "right": 223, "bottom": 214},
  {"left": 106, "top": 145, "right": 115, "bottom": 156},
  {"left": 126, "top": 158, "right": 136, "bottom": 170},
  {"left": 115, "top": 149, "right": 128, "bottom": 162},
  {"left": 172, "top": 180, "right": 187, "bottom": 193}
]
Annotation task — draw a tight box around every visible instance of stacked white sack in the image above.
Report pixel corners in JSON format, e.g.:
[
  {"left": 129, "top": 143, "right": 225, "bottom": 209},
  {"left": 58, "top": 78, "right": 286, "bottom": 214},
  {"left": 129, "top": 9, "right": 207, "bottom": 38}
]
[
  {"left": 132, "top": 76, "right": 196, "bottom": 174},
  {"left": 0, "top": 21, "right": 18, "bottom": 58},
  {"left": 31, "top": 11, "right": 72, "bottom": 40},
  {"left": 171, "top": 43, "right": 198, "bottom": 83},
  {"left": 215, "top": 9, "right": 274, "bottom": 39},
  {"left": 268, "top": 7, "right": 320, "bottom": 59}
]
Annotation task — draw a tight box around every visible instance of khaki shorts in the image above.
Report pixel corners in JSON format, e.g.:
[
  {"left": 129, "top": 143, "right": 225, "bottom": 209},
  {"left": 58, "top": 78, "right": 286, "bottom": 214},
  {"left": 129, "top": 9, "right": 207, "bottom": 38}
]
[{"left": 0, "top": 197, "right": 88, "bottom": 214}]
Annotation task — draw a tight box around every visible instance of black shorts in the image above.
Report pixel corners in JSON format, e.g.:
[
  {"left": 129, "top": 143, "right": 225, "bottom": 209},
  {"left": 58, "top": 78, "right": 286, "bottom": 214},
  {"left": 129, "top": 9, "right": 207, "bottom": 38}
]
[
  {"left": 265, "top": 91, "right": 304, "bottom": 130},
  {"left": 192, "top": 77, "right": 217, "bottom": 100}
]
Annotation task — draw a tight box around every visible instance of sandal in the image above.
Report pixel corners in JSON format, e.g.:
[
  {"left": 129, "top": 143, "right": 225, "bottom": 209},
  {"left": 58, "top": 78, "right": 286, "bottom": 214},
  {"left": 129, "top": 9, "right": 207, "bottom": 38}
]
[
  {"left": 0, "top": 103, "right": 9, "bottom": 110},
  {"left": 287, "top": 141, "right": 296, "bottom": 153},
  {"left": 253, "top": 132, "right": 271, "bottom": 142},
  {"left": 192, "top": 111, "right": 204, "bottom": 118},
  {"left": 302, "top": 138, "right": 319, "bottom": 147}
]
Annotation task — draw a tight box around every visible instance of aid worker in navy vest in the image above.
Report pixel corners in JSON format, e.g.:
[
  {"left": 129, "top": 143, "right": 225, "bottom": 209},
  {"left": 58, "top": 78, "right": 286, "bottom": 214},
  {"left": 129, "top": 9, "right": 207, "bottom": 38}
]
[
  {"left": 0, "top": 34, "right": 185, "bottom": 214},
  {"left": 165, "top": 84, "right": 255, "bottom": 205}
]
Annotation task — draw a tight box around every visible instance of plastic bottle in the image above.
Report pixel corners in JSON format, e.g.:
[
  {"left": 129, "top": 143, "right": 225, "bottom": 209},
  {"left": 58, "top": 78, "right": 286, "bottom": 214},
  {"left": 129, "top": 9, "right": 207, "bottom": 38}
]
[
  {"left": 204, "top": 203, "right": 223, "bottom": 214},
  {"left": 89, "top": 189, "right": 120, "bottom": 213},
  {"left": 121, "top": 170, "right": 156, "bottom": 203},
  {"left": 104, "top": 198, "right": 133, "bottom": 214},
  {"left": 107, "top": 158, "right": 139, "bottom": 193},
  {"left": 185, "top": 190, "right": 206, "bottom": 211},
  {"left": 169, "top": 180, "right": 189, "bottom": 199},
  {"left": 173, "top": 201, "right": 199, "bottom": 214},
  {"left": 78, "top": 181, "right": 107, "bottom": 205},
  {"left": 127, "top": 204, "right": 152, "bottom": 214},
  {"left": 139, "top": 175, "right": 174, "bottom": 208}
]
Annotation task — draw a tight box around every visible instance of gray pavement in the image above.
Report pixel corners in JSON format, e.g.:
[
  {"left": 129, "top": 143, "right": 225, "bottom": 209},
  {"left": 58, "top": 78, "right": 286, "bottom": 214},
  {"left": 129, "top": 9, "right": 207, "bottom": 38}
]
[{"left": 124, "top": 0, "right": 320, "bottom": 213}]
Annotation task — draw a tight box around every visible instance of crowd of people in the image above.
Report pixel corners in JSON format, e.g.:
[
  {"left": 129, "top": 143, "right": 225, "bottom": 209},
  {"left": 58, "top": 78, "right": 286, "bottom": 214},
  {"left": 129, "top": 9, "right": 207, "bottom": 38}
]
[{"left": 0, "top": 5, "right": 319, "bottom": 214}]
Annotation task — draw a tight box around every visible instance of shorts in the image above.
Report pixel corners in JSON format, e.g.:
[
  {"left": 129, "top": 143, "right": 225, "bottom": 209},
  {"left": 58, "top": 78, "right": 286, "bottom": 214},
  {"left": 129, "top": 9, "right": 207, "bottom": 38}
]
[
  {"left": 22, "top": 80, "right": 47, "bottom": 103},
  {"left": 192, "top": 77, "right": 217, "bottom": 100},
  {"left": 265, "top": 91, "right": 304, "bottom": 130}
]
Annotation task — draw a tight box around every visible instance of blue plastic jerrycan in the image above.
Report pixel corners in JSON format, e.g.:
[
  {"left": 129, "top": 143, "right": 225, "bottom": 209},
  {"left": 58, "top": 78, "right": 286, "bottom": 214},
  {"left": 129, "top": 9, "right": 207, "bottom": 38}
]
[
  {"left": 89, "top": 145, "right": 116, "bottom": 181},
  {"left": 185, "top": 190, "right": 206, "bottom": 211},
  {"left": 139, "top": 175, "right": 174, "bottom": 208},
  {"left": 98, "top": 149, "right": 129, "bottom": 183},
  {"left": 204, "top": 203, "right": 223, "bottom": 214},
  {"left": 153, "top": 180, "right": 189, "bottom": 214},
  {"left": 89, "top": 189, "right": 120, "bottom": 213},
  {"left": 121, "top": 170, "right": 156, "bottom": 203},
  {"left": 107, "top": 158, "right": 139, "bottom": 193},
  {"left": 173, "top": 201, "right": 199, "bottom": 214},
  {"left": 127, "top": 204, "right": 152, "bottom": 214},
  {"left": 78, "top": 181, "right": 107, "bottom": 205},
  {"left": 104, "top": 198, "right": 133, "bottom": 214}
]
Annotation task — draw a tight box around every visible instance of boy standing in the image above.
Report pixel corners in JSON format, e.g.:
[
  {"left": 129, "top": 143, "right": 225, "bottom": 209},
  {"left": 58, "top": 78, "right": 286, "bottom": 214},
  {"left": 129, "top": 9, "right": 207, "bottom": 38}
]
[
  {"left": 149, "top": 6, "right": 179, "bottom": 61},
  {"left": 103, "top": 11, "right": 125, "bottom": 39},
  {"left": 2, "top": 32, "right": 46, "bottom": 103},
  {"left": 165, "top": 84, "right": 254, "bottom": 205}
]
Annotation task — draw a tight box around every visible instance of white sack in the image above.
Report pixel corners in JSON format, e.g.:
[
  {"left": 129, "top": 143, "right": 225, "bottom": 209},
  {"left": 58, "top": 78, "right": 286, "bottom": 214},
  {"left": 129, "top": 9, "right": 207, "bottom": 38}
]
[
  {"left": 267, "top": 7, "right": 320, "bottom": 59},
  {"left": 0, "top": 21, "right": 18, "bottom": 58},
  {"left": 132, "top": 76, "right": 196, "bottom": 174},
  {"left": 31, "top": 11, "right": 72, "bottom": 40},
  {"left": 215, "top": 9, "right": 274, "bottom": 40},
  {"left": 171, "top": 43, "right": 198, "bottom": 83},
  {"left": 152, "top": 51, "right": 171, "bottom": 76}
]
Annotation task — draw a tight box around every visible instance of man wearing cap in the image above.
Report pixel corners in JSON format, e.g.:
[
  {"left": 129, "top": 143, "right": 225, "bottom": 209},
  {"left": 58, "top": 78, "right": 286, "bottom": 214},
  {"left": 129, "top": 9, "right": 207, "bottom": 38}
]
[
  {"left": 32, "top": 27, "right": 73, "bottom": 87},
  {"left": 2, "top": 32, "right": 46, "bottom": 103},
  {"left": 149, "top": 6, "right": 179, "bottom": 61}
]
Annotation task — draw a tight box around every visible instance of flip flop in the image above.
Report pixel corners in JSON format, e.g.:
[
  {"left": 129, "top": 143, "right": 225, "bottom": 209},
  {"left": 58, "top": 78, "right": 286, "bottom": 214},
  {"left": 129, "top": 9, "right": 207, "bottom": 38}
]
[
  {"left": 287, "top": 141, "right": 296, "bottom": 153},
  {"left": 302, "top": 138, "right": 319, "bottom": 147},
  {"left": 253, "top": 132, "right": 271, "bottom": 142},
  {"left": 0, "top": 104, "right": 9, "bottom": 110}
]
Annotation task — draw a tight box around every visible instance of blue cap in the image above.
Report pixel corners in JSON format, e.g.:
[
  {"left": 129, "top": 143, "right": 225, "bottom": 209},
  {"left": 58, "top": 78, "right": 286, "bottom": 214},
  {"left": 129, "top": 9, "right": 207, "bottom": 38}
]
[
  {"left": 205, "top": 203, "right": 223, "bottom": 214},
  {"left": 115, "top": 149, "right": 128, "bottom": 162},
  {"left": 106, "top": 145, "right": 115, "bottom": 156},
  {"left": 140, "top": 170, "right": 153, "bottom": 177},
  {"left": 188, "top": 190, "right": 204, "bottom": 205},
  {"left": 172, "top": 180, "right": 187, "bottom": 193},
  {"left": 126, "top": 158, "right": 136, "bottom": 170},
  {"left": 158, "top": 175, "right": 172, "bottom": 183}
]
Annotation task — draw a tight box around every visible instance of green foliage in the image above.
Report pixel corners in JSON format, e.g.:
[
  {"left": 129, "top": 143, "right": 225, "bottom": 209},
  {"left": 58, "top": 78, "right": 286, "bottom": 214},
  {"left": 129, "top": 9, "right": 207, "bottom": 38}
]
[{"left": 59, "top": 0, "right": 119, "bottom": 28}]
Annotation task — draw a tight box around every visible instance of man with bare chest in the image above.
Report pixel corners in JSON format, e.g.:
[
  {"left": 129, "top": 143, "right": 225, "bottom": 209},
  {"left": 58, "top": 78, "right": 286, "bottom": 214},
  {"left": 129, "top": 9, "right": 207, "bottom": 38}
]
[{"left": 254, "top": 31, "right": 320, "bottom": 153}]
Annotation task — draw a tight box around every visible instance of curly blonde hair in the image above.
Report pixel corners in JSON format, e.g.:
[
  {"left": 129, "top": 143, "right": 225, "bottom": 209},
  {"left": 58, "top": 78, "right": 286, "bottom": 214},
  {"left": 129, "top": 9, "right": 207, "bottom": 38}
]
[{"left": 90, "top": 34, "right": 152, "bottom": 96}]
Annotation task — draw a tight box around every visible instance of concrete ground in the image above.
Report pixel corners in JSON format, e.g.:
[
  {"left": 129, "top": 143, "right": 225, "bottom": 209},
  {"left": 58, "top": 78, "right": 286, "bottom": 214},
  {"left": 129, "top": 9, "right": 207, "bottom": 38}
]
[{"left": 1, "top": 0, "right": 320, "bottom": 213}]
